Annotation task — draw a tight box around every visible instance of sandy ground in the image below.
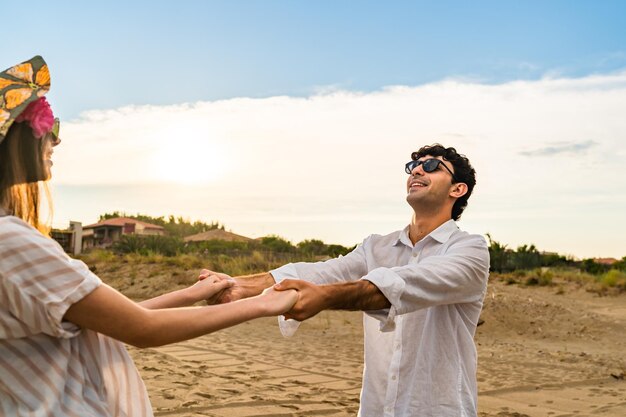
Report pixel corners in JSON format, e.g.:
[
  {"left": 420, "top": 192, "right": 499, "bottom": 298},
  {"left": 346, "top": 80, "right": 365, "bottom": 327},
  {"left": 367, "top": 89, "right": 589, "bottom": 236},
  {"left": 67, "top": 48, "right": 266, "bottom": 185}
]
[{"left": 121, "top": 276, "right": 626, "bottom": 417}]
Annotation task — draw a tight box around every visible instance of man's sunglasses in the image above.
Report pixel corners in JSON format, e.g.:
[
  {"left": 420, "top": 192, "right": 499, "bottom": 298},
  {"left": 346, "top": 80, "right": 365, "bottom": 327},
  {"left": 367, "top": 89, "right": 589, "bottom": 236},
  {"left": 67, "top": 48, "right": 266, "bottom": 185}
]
[{"left": 405, "top": 158, "right": 457, "bottom": 181}]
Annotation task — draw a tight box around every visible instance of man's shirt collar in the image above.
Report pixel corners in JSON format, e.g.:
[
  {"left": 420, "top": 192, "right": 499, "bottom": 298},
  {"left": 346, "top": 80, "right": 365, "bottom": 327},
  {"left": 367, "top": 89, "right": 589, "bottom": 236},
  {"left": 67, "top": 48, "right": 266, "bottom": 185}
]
[
  {"left": 429, "top": 219, "right": 458, "bottom": 243},
  {"left": 395, "top": 219, "right": 458, "bottom": 247}
]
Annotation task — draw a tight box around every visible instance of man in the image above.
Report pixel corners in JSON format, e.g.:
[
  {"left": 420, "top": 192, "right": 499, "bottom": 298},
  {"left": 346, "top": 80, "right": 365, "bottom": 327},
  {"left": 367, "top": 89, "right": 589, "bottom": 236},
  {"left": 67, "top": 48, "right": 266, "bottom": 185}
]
[{"left": 203, "top": 144, "right": 490, "bottom": 416}]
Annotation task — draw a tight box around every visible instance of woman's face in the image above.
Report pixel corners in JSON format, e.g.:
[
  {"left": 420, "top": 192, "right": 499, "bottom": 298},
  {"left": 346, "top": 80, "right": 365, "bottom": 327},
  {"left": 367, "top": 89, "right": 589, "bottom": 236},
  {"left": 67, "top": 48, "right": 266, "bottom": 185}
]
[
  {"left": 40, "top": 131, "right": 61, "bottom": 180},
  {"left": 0, "top": 121, "right": 61, "bottom": 185}
]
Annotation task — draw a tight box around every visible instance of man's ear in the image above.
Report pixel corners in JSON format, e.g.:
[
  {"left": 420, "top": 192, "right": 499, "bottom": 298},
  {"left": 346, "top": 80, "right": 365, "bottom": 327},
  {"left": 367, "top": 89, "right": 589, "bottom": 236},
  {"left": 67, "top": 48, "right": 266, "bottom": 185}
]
[{"left": 449, "top": 183, "right": 468, "bottom": 199}]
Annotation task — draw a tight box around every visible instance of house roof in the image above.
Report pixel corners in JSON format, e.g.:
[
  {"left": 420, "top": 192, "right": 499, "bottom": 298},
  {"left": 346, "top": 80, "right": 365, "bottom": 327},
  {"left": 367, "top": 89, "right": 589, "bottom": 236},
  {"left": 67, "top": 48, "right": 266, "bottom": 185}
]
[
  {"left": 184, "top": 229, "right": 252, "bottom": 242},
  {"left": 594, "top": 257, "right": 618, "bottom": 265},
  {"left": 84, "top": 217, "right": 165, "bottom": 230}
]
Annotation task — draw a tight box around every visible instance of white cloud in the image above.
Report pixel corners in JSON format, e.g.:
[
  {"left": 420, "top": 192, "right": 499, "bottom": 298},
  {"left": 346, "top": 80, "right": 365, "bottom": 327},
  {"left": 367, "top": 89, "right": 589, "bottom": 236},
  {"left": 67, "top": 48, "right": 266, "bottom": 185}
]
[
  {"left": 51, "top": 72, "right": 626, "bottom": 258},
  {"left": 519, "top": 140, "right": 598, "bottom": 156}
]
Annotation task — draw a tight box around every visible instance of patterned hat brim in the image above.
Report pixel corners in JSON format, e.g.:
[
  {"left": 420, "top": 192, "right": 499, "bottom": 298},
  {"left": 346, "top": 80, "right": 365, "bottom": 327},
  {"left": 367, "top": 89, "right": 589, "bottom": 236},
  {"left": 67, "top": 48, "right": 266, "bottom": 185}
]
[{"left": 0, "top": 56, "right": 51, "bottom": 143}]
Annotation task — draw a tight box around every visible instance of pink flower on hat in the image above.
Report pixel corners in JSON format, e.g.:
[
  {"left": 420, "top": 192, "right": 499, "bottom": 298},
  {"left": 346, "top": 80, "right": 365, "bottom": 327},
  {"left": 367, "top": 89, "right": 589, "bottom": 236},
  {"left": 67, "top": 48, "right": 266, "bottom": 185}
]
[{"left": 15, "top": 97, "right": 54, "bottom": 138}]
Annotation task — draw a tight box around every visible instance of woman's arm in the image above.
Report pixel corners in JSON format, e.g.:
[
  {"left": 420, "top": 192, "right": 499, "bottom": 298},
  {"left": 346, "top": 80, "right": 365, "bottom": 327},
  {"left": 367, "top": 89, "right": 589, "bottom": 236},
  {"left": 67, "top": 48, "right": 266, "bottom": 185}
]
[
  {"left": 63, "top": 284, "right": 297, "bottom": 348},
  {"left": 139, "top": 275, "right": 234, "bottom": 309}
]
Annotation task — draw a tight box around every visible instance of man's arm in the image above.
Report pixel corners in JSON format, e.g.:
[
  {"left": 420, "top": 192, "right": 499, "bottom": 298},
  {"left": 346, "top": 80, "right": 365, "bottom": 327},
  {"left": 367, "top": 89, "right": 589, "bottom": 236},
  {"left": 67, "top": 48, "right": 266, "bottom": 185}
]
[
  {"left": 201, "top": 239, "right": 370, "bottom": 304},
  {"left": 274, "top": 279, "right": 391, "bottom": 321},
  {"left": 275, "top": 234, "right": 489, "bottom": 323},
  {"left": 365, "top": 235, "right": 490, "bottom": 317}
]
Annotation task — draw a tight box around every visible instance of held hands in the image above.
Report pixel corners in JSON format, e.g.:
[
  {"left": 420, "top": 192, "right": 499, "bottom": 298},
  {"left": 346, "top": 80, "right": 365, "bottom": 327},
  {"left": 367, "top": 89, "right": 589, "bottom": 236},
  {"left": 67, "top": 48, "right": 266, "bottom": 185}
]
[
  {"left": 198, "top": 269, "right": 275, "bottom": 305},
  {"left": 255, "top": 287, "right": 299, "bottom": 316},
  {"left": 197, "top": 269, "right": 298, "bottom": 316},
  {"left": 195, "top": 271, "right": 327, "bottom": 320},
  {"left": 187, "top": 273, "right": 235, "bottom": 304},
  {"left": 273, "top": 279, "right": 328, "bottom": 321},
  {"left": 198, "top": 269, "right": 243, "bottom": 304}
]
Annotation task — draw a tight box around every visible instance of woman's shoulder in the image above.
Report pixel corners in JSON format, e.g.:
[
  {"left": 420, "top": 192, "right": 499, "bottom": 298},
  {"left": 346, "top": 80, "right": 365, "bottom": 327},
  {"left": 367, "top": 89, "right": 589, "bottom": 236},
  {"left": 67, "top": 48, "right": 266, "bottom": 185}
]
[
  {"left": 0, "top": 215, "right": 52, "bottom": 249},
  {"left": 0, "top": 214, "right": 41, "bottom": 233}
]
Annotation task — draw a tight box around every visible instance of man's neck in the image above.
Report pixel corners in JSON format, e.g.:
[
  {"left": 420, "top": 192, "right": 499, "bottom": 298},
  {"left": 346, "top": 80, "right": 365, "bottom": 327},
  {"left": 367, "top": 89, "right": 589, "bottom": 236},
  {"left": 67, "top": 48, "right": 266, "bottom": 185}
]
[{"left": 408, "top": 212, "right": 452, "bottom": 245}]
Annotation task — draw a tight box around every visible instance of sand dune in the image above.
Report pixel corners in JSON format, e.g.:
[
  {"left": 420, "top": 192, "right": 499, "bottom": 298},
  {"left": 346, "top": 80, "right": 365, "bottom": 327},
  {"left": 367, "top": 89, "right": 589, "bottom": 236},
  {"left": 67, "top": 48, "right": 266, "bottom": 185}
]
[{"left": 120, "top": 276, "right": 626, "bottom": 416}]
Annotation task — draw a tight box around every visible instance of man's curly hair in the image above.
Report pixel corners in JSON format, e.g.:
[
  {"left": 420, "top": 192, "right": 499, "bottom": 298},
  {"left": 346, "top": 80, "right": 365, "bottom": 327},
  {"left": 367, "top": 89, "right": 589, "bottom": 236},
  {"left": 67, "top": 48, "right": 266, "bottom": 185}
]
[{"left": 411, "top": 144, "right": 476, "bottom": 220}]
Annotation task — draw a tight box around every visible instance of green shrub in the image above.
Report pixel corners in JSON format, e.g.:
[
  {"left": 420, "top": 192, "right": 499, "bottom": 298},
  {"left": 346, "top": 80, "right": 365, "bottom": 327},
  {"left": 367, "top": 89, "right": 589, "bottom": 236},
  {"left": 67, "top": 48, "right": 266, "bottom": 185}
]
[
  {"left": 81, "top": 249, "right": 117, "bottom": 263},
  {"left": 600, "top": 269, "right": 626, "bottom": 289},
  {"left": 523, "top": 268, "right": 553, "bottom": 286},
  {"left": 504, "top": 275, "right": 518, "bottom": 285},
  {"left": 164, "top": 254, "right": 204, "bottom": 269},
  {"left": 113, "top": 235, "right": 185, "bottom": 257},
  {"left": 258, "top": 235, "right": 296, "bottom": 253},
  {"left": 538, "top": 269, "right": 553, "bottom": 286}
]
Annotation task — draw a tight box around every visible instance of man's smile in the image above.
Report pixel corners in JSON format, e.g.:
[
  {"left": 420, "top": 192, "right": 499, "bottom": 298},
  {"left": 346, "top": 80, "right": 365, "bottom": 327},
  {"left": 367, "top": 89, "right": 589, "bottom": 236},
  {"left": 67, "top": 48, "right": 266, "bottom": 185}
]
[{"left": 408, "top": 178, "right": 428, "bottom": 190}]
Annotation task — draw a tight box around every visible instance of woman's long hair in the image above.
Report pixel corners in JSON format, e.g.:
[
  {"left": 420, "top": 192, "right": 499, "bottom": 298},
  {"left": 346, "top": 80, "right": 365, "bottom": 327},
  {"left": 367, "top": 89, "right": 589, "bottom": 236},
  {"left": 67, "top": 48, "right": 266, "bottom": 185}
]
[{"left": 0, "top": 122, "right": 53, "bottom": 235}]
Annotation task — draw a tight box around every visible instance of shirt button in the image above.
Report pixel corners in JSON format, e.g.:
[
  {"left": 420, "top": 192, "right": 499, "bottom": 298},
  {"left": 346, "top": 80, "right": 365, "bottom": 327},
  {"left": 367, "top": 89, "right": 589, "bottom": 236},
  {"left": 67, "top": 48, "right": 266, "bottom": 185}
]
[
  {"left": 412, "top": 253, "right": 418, "bottom": 257},
  {"left": 392, "top": 375, "right": 397, "bottom": 380},
  {"left": 395, "top": 345, "right": 401, "bottom": 350}
]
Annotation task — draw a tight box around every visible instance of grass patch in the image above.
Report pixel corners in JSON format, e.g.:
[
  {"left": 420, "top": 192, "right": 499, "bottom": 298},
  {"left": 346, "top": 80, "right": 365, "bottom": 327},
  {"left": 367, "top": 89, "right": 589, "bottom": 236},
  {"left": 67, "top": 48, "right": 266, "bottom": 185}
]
[
  {"left": 491, "top": 267, "right": 626, "bottom": 294},
  {"left": 599, "top": 269, "right": 626, "bottom": 290}
]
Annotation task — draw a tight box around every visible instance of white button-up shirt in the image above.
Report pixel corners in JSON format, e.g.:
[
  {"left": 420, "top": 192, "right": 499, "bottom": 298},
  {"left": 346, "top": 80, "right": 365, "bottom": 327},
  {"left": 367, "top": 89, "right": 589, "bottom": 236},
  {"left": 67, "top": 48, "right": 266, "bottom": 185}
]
[{"left": 271, "top": 220, "right": 490, "bottom": 417}]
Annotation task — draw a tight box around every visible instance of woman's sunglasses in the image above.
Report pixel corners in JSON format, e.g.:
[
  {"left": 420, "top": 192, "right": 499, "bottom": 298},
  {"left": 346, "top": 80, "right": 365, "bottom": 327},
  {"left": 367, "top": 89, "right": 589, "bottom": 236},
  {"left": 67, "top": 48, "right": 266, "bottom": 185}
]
[
  {"left": 50, "top": 117, "right": 61, "bottom": 140},
  {"left": 405, "top": 158, "right": 457, "bottom": 181}
]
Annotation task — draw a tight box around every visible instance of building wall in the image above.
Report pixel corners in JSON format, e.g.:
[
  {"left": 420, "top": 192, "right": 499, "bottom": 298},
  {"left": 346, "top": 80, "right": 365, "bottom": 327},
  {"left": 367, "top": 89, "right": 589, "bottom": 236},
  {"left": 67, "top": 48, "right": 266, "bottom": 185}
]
[{"left": 137, "top": 228, "right": 164, "bottom": 236}]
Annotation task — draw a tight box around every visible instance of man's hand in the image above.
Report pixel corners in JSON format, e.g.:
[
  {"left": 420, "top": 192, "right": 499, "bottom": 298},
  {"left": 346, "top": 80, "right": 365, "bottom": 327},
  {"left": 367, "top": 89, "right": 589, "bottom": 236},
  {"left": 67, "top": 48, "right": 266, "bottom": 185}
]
[
  {"left": 274, "top": 279, "right": 392, "bottom": 321},
  {"left": 273, "top": 279, "right": 329, "bottom": 321}
]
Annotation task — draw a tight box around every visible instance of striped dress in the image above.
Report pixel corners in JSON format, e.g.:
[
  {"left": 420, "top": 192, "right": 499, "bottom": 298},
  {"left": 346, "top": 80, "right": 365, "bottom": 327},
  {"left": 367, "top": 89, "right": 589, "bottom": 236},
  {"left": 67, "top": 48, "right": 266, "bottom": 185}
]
[{"left": 0, "top": 214, "right": 153, "bottom": 417}]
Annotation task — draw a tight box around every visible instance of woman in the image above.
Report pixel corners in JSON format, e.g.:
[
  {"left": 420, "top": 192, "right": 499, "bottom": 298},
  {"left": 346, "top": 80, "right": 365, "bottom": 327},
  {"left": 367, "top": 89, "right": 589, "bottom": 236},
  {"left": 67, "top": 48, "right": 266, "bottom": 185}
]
[{"left": 0, "top": 56, "right": 298, "bottom": 416}]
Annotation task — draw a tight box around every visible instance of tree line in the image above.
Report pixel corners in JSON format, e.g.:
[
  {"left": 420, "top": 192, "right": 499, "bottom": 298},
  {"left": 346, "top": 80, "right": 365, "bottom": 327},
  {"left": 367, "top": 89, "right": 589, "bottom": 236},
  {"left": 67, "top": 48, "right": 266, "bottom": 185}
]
[
  {"left": 486, "top": 234, "right": 626, "bottom": 274},
  {"left": 97, "top": 213, "right": 624, "bottom": 275},
  {"left": 112, "top": 234, "right": 354, "bottom": 258},
  {"left": 99, "top": 212, "right": 354, "bottom": 258},
  {"left": 99, "top": 212, "right": 224, "bottom": 237}
]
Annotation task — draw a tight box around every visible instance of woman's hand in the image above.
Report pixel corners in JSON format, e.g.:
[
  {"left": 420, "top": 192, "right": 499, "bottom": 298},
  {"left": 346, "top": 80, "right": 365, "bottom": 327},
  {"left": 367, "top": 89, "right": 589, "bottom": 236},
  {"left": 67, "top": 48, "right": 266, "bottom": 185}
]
[
  {"left": 139, "top": 274, "right": 234, "bottom": 309},
  {"left": 254, "top": 287, "right": 299, "bottom": 316},
  {"left": 198, "top": 269, "right": 238, "bottom": 304},
  {"left": 198, "top": 269, "right": 232, "bottom": 282},
  {"left": 187, "top": 273, "right": 235, "bottom": 303}
]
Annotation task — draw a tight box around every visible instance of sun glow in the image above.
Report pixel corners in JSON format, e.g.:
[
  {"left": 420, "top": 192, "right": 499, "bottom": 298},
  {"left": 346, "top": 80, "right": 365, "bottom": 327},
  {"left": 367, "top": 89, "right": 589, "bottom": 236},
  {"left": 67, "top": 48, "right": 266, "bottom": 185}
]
[{"left": 149, "top": 125, "right": 230, "bottom": 185}]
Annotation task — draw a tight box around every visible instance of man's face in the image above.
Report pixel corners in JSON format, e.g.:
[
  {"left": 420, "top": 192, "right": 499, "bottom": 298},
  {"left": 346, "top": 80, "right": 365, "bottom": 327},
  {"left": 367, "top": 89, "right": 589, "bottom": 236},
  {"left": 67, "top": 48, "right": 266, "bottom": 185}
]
[{"left": 405, "top": 155, "right": 456, "bottom": 210}]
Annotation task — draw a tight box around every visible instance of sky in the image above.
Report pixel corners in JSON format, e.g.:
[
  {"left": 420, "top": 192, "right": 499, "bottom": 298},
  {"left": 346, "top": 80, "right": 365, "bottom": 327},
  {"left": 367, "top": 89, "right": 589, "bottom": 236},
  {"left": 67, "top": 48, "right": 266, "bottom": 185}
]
[{"left": 3, "top": 1, "right": 626, "bottom": 259}]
